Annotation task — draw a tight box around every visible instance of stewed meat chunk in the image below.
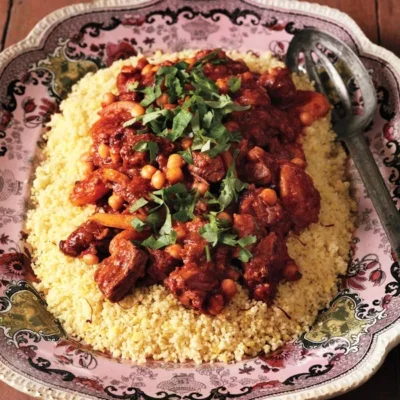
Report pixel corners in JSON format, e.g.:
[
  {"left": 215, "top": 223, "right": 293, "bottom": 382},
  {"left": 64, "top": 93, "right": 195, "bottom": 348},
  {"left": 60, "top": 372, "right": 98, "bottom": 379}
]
[
  {"left": 164, "top": 263, "right": 237, "bottom": 315},
  {"left": 70, "top": 170, "right": 109, "bottom": 206},
  {"left": 94, "top": 238, "right": 147, "bottom": 302},
  {"left": 188, "top": 152, "right": 225, "bottom": 183},
  {"left": 258, "top": 67, "right": 297, "bottom": 104},
  {"left": 243, "top": 232, "right": 301, "bottom": 304},
  {"left": 59, "top": 220, "right": 111, "bottom": 257},
  {"left": 140, "top": 249, "right": 180, "bottom": 286},
  {"left": 279, "top": 162, "right": 321, "bottom": 231}
]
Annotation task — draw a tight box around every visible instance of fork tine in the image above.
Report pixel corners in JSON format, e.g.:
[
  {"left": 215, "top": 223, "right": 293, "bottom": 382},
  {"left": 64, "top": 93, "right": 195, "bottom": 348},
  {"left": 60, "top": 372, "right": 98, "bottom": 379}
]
[
  {"left": 315, "top": 48, "right": 353, "bottom": 116},
  {"left": 303, "top": 50, "right": 329, "bottom": 98}
]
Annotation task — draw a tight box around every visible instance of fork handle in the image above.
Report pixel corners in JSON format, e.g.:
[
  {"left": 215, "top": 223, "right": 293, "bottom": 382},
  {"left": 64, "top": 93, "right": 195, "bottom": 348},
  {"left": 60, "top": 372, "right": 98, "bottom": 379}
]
[{"left": 344, "top": 133, "right": 400, "bottom": 262}]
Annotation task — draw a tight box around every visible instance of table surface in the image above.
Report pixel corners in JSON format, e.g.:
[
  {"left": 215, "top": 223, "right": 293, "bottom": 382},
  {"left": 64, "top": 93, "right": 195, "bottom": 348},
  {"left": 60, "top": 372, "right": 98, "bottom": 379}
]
[{"left": 1, "top": 0, "right": 400, "bottom": 398}]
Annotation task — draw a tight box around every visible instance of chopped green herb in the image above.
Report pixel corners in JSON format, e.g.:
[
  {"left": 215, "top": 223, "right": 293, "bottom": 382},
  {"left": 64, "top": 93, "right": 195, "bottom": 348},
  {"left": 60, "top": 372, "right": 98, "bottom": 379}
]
[
  {"left": 238, "top": 248, "right": 253, "bottom": 262},
  {"left": 141, "top": 231, "right": 177, "bottom": 250},
  {"left": 131, "top": 217, "right": 147, "bottom": 232},
  {"left": 217, "top": 159, "right": 248, "bottom": 210},
  {"left": 127, "top": 81, "right": 139, "bottom": 91},
  {"left": 173, "top": 190, "right": 199, "bottom": 222},
  {"left": 145, "top": 212, "right": 162, "bottom": 230},
  {"left": 178, "top": 148, "right": 194, "bottom": 164},
  {"left": 205, "top": 244, "right": 211, "bottom": 262},
  {"left": 192, "top": 49, "right": 221, "bottom": 69},
  {"left": 168, "top": 109, "right": 192, "bottom": 141},
  {"left": 237, "top": 235, "right": 257, "bottom": 247},
  {"left": 130, "top": 198, "right": 148, "bottom": 213},
  {"left": 133, "top": 141, "right": 159, "bottom": 163},
  {"left": 228, "top": 76, "right": 241, "bottom": 93}
]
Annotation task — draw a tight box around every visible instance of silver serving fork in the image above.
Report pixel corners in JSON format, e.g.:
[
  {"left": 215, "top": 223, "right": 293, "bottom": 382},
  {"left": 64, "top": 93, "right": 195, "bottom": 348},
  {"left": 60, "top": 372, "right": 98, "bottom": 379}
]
[{"left": 286, "top": 28, "right": 400, "bottom": 260}]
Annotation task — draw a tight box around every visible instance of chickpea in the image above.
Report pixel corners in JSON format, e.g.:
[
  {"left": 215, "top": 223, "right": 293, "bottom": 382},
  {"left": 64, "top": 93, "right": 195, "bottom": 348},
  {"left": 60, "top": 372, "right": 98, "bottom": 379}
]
[
  {"left": 217, "top": 212, "right": 232, "bottom": 224},
  {"left": 82, "top": 161, "right": 94, "bottom": 175},
  {"left": 260, "top": 188, "right": 278, "bottom": 206},
  {"left": 241, "top": 71, "right": 253, "bottom": 82},
  {"left": 165, "top": 244, "right": 183, "bottom": 259},
  {"left": 80, "top": 151, "right": 91, "bottom": 162},
  {"left": 151, "top": 170, "right": 166, "bottom": 189},
  {"left": 216, "top": 78, "right": 229, "bottom": 94},
  {"left": 247, "top": 146, "right": 265, "bottom": 162},
  {"left": 108, "top": 194, "right": 124, "bottom": 211},
  {"left": 82, "top": 254, "right": 99, "bottom": 265},
  {"left": 221, "top": 279, "right": 237, "bottom": 300},
  {"left": 208, "top": 294, "right": 224, "bottom": 315},
  {"left": 156, "top": 93, "right": 169, "bottom": 108},
  {"left": 98, "top": 143, "right": 110, "bottom": 159},
  {"left": 166, "top": 167, "right": 184, "bottom": 184},
  {"left": 130, "top": 102, "right": 145, "bottom": 117},
  {"left": 283, "top": 262, "right": 301, "bottom": 281},
  {"left": 300, "top": 111, "right": 313, "bottom": 126},
  {"left": 174, "top": 224, "right": 187, "bottom": 240},
  {"left": 193, "top": 181, "right": 209, "bottom": 196},
  {"left": 167, "top": 154, "right": 185, "bottom": 169},
  {"left": 141, "top": 63, "right": 154, "bottom": 75},
  {"left": 103, "top": 92, "right": 116, "bottom": 106},
  {"left": 141, "top": 165, "right": 157, "bottom": 180},
  {"left": 181, "top": 137, "right": 193, "bottom": 150},
  {"left": 291, "top": 157, "right": 307, "bottom": 168},
  {"left": 110, "top": 149, "right": 121, "bottom": 164}
]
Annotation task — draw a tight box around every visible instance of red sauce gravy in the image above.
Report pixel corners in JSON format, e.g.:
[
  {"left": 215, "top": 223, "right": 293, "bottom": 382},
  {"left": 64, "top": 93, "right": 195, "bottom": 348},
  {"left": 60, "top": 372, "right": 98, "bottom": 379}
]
[{"left": 59, "top": 49, "right": 330, "bottom": 315}]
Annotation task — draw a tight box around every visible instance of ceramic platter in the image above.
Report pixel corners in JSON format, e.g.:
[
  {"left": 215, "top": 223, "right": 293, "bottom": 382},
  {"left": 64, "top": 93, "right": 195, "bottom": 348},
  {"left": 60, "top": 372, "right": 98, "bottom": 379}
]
[{"left": 0, "top": 0, "right": 400, "bottom": 399}]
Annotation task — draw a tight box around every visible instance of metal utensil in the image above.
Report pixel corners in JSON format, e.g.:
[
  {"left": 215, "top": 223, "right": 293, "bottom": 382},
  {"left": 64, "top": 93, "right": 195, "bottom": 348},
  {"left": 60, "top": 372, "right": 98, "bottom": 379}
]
[{"left": 286, "top": 28, "right": 400, "bottom": 260}]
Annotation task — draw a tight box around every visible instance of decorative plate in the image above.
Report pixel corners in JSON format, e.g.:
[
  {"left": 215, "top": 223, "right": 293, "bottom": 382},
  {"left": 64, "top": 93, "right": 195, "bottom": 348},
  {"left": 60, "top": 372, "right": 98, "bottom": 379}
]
[{"left": 1, "top": 0, "right": 399, "bottom": 399}]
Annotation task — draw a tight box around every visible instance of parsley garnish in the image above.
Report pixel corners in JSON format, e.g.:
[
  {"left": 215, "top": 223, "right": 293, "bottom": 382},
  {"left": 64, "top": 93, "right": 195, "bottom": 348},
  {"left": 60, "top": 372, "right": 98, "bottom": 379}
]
[
  {"left": 217, "top": 159, "right": 248, "bottom": 210},
  {"left": 122, "top": 52, "right": 249, "bottom": 158},
  {"left": 133, "top": 141, "right": 159, "bottom": 163},
  {"left": 228, "top": 76, "right": 241, "bottom": 93},
  {"left": 130, "top": 198, "right": 148, "bottom": 213},
  {"left": 178, "top": 148, "right": 194, "bottom": 164},
  {"left": 200, "top": 213, "right": 256, "bottom": 261},
  {"left": 131, "top": 217, "right": 147, "bottom": 232}
]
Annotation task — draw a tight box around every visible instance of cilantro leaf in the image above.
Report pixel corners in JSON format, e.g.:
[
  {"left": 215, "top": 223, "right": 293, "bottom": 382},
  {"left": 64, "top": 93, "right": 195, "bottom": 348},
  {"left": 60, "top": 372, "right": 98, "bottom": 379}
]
[
  {"left": 173, "top": 190, "right": 198, "bottom": 222},
  {"left": 178, "top": 148, "right": 194, "bottom": 164},
  {"left": 192, "top": 49, "right": 221, "bottom": 69},
  {"left": 238, "top": 248, "right": 253, "bottom": 262},
  {"left": 218, "top": 159, "right": 248, "bottom": 209},
  {"left": 200, "top": 222, "right": 220, "bottom": 246},
  {"left": 141, "top": 231, "right": 177, "bottom": 250},
  {"left": 237, "top": 235, "right": 257, "bottom": 247},
  {"left": 131, "top": 217, "right": 147, "bottom": 232},
  {"left": 168, "top": 109, "right": 192, "bottom": 141},
  {"left": 140, "top": 75, "right": 163, "bottom": 107},
  {"left": 142, "top": 109, "right": 171, "bottom": 125},
  {"left": 205, "top": 244, "right": 211, "bottom": 262},
  {"left": 133, "top": 141, "right": 159, "bottom": 163},
  {"left": 145, "top": 212, "right": 162, "bottom": 230},
  {"left": 228, "top": 76, "right": 241, "bottom": 93},
  {"left": 130, "top": 198, "right": 148, "bottom": 213},
  {"left": 220, "top": 233, "right": 238, "bottom": 246},
  {"left": 158, "top": 206, "right": 172, "bottom": 236},
  {"left": 127, "top": 81, "right": 139, "bottom": 91}
]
